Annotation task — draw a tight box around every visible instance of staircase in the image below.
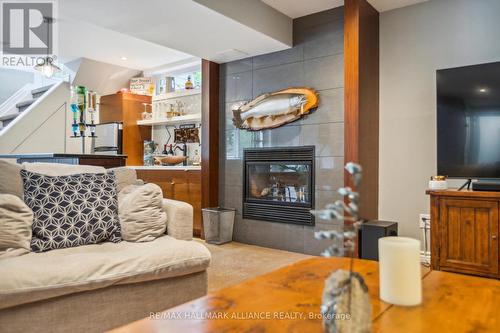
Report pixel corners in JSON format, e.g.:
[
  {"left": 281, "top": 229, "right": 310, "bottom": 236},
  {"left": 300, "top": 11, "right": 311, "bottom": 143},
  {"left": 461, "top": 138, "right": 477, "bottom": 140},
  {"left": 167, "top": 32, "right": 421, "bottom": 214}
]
[
  {"left": 0, "top": 81, "right": 71, "bottom": 154},
  {"left": 0, "top": 85, "right": 53, "bottom": 130}
]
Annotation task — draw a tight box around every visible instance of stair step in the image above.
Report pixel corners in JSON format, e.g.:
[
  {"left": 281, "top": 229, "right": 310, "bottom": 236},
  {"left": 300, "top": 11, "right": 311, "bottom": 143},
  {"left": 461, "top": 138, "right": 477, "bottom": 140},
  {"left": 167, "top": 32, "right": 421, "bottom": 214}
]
[
  {"left": 16, "top": 99, "right": 36, "bottom": 112},
  {"left": 31, "top": 84, "right": 54, "bottom": 98},
  {"left": 0, "top": 113, "right": 20, "bottom": 129},
  {"left": 0, "top": 113, "right": 19, "bottom": 121}
]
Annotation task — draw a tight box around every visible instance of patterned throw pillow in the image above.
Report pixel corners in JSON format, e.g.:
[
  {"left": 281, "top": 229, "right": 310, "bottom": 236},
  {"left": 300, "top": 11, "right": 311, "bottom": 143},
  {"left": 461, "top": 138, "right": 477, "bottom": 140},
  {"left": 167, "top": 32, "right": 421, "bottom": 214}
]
[{"left": 20, "top": 170, "right": 121, "bottom": 252}]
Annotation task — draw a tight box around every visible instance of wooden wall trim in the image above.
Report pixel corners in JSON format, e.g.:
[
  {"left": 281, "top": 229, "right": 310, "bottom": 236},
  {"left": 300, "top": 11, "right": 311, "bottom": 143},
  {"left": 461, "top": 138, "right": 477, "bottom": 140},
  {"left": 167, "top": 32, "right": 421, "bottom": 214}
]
[
  {"left": 344, "top": 0, "right": 379, "bottom": 220},
  {"left": 201, "top": 60, "right": 220, "bottom": 217}
]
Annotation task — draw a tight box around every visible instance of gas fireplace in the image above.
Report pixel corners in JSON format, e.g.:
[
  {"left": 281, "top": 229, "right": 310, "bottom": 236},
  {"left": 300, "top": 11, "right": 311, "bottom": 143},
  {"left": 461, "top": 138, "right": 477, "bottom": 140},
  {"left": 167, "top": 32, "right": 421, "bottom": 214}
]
[{"left": 243, "top": 146, "right": 315, "bottom": 225}]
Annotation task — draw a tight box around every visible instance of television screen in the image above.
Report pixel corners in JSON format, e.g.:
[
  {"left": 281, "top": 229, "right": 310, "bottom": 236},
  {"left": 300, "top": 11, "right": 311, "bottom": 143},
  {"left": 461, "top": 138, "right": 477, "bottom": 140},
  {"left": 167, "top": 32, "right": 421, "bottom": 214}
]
[{"left": 437, "top": 61, "right": 500, "bottom": 179}]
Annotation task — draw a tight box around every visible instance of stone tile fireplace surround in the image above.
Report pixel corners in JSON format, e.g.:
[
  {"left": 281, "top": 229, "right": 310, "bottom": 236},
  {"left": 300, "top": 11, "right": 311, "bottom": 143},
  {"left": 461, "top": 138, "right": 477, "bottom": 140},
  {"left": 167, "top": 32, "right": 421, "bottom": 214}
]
[{"left": 219, "top": 8, "right": 344, "bottom": 255}]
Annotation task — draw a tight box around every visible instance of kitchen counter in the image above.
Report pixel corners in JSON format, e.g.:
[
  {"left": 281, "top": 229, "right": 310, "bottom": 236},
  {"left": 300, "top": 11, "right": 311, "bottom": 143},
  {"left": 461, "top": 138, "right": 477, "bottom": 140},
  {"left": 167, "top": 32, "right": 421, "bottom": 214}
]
[
  {"left": 0, "top": 153, "right": 127, "bottom": 168},
  {"left": 0, "top": 153, "right": 127, "bottom": 159},
  {"left": 129, "top": 165, "right": 201, "bottom": 171}
]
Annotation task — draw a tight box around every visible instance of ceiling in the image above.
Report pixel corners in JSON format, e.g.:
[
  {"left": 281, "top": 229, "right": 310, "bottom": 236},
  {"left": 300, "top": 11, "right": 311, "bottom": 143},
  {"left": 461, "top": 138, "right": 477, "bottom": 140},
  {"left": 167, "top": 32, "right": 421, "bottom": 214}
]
[
  {"left": 53, "top": 0, "right": 429, "bottom": 71},
  {"left": 57, "top": 18, "right": 193, "bottom": 71},
  {"left": 262, "top": 0, "right": 344, "bottom": 18},
  {"left": 369, "top": 0, "right": 429, "bottom": 12},
  {"left": 58, "top": 0, "right": 291, "bottom": 69},
  {"left": 261, "top": 0, "right": 429, "bottom": 17}
]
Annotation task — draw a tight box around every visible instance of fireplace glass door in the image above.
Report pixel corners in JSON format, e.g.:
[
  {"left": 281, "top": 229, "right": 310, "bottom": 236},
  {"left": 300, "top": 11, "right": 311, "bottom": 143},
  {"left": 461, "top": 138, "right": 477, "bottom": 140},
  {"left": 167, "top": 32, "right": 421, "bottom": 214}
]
[{"left": 246, "top": 162, "right": 312, "bottom": 207}]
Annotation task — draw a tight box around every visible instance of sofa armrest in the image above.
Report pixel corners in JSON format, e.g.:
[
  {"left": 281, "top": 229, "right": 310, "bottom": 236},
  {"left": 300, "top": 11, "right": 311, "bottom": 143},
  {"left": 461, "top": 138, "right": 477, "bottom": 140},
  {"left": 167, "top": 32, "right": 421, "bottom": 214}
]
[{"left": 162, "top": 199, "right": 193, "bottom": 240}]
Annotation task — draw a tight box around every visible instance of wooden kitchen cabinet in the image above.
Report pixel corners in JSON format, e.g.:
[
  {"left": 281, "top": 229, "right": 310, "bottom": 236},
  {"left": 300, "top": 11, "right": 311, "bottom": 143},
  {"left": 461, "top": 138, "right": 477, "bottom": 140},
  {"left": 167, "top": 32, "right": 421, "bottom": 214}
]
[
  {"left": 427, "top": 189, "right": 499, "bottom": 278},
  {"left": 99, "top": 93, "right": 151, "bottom": 166},
  {"left": 136, "top": 169, "right": 202, "bottom": 237}
]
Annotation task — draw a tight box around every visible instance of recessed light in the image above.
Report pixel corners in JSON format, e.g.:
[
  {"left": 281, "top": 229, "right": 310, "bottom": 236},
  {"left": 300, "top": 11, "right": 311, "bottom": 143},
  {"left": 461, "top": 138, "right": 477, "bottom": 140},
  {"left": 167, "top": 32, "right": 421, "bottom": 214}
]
[
  {"left": 120, "top": 56, "right": 127, "bottom": 61},
  {"left": 478, "top": 88, "right": 488, "bottom": 93}
]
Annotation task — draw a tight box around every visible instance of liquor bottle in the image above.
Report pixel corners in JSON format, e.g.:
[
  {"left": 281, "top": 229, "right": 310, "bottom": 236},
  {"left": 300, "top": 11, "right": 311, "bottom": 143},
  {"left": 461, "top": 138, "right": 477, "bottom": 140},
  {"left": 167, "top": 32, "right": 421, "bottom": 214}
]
[
  {"left": 76, "top": 86, "right": 87, "bottom": 136},
  {"left": 70, "top": 86, "right": 79, "bottom": 136},
  {"left": 185, "top": 75, "right": 194, "bottom": 90}
]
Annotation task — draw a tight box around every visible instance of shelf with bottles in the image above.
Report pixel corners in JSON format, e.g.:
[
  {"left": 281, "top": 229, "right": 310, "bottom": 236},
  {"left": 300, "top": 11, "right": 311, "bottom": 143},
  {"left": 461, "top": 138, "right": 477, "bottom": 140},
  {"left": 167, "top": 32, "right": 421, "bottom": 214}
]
[
  {"left": 70, "top": 86, "right": 98, "bottom": 139},
  {"left": 141, "top": 93, "right": 201, "bottom": 126},
  {"left": 137, "top": 113, "right": 201, "bottom": 126},
  {"left": 152, "top": 88, "right": 201, "bottom": 101}
]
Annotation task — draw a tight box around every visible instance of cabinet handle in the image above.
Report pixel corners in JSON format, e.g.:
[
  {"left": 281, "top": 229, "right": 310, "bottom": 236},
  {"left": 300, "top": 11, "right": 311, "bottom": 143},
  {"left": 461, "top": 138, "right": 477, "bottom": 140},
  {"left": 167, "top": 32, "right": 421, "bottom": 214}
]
[
  {"left": 171, "top": 181, "right": 175, "bottom": 185},
  {"left": 492, "top": 235, "right": 498, "bottom": 240}
]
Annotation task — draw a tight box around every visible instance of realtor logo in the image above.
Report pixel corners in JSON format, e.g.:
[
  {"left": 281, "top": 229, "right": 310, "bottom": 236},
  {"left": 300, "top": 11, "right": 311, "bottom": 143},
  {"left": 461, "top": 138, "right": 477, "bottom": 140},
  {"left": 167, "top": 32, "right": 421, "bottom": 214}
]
[{"left": 1, "top": 1, "right": 53, "bottom": 54}]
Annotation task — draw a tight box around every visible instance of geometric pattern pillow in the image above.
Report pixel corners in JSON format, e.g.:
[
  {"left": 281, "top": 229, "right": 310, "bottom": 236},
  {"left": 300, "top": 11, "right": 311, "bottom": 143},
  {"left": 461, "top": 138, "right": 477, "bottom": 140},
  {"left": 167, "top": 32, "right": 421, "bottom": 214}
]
[{"left": 20, "top": 170, "right": 121, "bottom": 252}]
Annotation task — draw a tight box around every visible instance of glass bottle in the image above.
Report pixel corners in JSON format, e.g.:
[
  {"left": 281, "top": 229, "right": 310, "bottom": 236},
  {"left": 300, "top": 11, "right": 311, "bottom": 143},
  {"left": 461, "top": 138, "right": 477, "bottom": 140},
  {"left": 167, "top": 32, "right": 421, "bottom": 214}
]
[
  {"left": 185, "top": 75, "right": 194, "bottom": 90},
  {"left": 192, "top": 149, "right": 201, "bottom": 166}
]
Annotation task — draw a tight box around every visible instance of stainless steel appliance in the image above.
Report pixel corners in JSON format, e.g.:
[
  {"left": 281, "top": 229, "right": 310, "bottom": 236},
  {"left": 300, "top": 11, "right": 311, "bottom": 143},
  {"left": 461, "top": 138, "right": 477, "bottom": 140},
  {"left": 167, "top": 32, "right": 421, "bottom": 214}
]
[{"left": 91, "top": 122, "right": 123, "bottom": 155}]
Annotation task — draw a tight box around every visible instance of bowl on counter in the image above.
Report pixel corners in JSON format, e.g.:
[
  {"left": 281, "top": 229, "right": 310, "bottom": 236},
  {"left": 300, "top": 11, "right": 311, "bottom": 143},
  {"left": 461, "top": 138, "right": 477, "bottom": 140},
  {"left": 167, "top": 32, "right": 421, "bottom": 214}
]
[{"left": 154, "top": 155, "right": 187, "bottom": 166}]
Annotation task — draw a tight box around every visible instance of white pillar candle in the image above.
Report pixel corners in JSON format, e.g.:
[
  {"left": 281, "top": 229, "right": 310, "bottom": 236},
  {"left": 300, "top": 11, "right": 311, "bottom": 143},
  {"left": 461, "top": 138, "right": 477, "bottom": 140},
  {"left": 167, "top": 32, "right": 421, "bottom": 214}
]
[{"left": 378, "top": 236, "right": 422, "bottom": 306}]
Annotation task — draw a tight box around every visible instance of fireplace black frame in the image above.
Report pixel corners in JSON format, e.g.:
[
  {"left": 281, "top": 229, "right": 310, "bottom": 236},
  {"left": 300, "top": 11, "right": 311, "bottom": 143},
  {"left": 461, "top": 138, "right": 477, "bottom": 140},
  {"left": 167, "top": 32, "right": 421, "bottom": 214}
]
[{"left": 242, "top": 146, "right": 315, "bottom": 226}]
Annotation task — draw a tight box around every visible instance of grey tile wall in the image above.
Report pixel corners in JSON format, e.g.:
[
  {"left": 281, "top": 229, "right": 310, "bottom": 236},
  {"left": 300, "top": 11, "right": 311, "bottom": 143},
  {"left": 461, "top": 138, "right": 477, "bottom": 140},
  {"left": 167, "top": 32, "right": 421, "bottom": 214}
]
[{"left": 219, "top": 7, "right": 345, "bottom": 255}]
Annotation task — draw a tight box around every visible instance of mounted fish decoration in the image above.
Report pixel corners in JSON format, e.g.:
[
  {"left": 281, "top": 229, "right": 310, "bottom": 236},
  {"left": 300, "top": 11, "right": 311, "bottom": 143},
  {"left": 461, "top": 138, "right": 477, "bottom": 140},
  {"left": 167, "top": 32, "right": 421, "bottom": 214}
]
[{"left": 232, "top": 87, "right": 319, "bottom": 130}]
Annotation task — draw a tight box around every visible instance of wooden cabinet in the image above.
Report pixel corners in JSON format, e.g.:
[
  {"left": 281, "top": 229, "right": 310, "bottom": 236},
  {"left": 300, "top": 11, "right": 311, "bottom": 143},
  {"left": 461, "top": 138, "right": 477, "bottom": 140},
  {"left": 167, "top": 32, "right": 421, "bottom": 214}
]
[
  {"left": 428, "top": 190, "right": 499, "bottom": 278},
  {"left": 99, "top": 93, "right": 151, "bottom": 166},
  {"left": 78, "top": 156, "right": 126, "bottom": 168},
  {"left": 136, "top": 169, "right": 202, "bottom": 237}
]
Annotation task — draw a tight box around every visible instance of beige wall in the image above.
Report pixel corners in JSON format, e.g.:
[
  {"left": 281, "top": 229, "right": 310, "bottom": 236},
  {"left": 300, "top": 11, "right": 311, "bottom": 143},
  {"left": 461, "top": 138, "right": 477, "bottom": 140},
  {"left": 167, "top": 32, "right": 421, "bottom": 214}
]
[
  {"left": 71, "top": 58, "right": 141, "bottom": 96},
  {"left": 379, "top": 0, "right": 500, "bottom": 239}
]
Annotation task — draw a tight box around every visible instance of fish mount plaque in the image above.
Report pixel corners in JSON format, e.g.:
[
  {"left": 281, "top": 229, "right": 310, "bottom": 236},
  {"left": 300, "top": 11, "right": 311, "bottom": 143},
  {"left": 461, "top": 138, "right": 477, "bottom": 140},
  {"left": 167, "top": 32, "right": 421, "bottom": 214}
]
[{"left": 232, "top": 87, "right": 319, "bottom": 131}]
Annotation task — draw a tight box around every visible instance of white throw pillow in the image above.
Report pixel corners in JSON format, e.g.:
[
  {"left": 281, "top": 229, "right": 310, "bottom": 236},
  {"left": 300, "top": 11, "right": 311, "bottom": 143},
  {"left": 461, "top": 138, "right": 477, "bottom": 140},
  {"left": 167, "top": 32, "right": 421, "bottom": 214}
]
[
  {"left": 118, "top": 184, "right": 167, "bottom": 242},
  {"left": 0, "top": 194, "right": 33, "bottom": 257}
]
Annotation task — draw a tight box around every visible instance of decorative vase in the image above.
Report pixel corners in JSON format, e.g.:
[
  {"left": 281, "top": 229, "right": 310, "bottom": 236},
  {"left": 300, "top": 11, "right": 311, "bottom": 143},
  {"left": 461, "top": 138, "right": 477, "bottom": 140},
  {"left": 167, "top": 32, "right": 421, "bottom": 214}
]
[{"left": 322, "top": 269, "right": 372, "bottom": 333}]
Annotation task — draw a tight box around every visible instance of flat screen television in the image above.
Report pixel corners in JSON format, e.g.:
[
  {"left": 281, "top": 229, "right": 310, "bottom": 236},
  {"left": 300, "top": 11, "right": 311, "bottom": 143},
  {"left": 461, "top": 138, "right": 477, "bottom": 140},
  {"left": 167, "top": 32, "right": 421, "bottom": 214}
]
[{"left": 437, "top": 61, "right": 500, "bottom": 179}]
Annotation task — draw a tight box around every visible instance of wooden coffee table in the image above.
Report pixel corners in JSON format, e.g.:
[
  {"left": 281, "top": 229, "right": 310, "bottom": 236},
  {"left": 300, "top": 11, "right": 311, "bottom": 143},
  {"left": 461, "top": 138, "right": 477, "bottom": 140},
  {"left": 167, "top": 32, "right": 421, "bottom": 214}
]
[{"left": 109, "top": 257, "right": 500, "bottom": 333}]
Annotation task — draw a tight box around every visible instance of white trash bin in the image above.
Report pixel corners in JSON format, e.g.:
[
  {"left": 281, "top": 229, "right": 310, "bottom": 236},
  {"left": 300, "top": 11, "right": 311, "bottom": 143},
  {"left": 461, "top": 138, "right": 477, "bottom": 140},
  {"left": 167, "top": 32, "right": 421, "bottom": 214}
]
[{"left": 202, "top": 207, "right": 235, "bottom": 245}]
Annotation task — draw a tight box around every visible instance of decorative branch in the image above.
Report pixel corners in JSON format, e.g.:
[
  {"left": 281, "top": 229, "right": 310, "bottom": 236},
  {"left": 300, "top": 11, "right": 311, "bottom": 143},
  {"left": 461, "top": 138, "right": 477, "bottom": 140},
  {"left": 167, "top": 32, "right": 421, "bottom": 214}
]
[{"left": 312, "top": 162, "right": 364, "bottom": 258}]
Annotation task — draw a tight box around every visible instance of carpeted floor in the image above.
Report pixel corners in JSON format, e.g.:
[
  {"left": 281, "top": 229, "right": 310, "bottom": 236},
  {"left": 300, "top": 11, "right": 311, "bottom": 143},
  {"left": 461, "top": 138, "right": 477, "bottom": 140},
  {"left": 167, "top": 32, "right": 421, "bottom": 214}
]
[{"left": 195, "top": 239, "right": 313, "bottom": 292}]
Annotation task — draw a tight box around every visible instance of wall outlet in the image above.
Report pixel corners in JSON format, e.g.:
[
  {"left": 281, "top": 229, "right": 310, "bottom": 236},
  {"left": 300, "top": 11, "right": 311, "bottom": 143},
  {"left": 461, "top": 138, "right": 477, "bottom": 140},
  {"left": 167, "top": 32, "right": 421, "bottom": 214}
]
[{"left": 419, "top": 213, "right": 431, "bottom": 228}]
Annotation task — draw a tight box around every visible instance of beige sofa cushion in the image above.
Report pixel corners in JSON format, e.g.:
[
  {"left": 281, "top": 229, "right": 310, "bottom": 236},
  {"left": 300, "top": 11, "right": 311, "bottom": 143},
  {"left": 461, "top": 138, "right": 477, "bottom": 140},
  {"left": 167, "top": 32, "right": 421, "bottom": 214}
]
[
  {"left": 118, "top": 184, "right": 167, "bottom": 242},
  {"left": 0, "top": 235, "right": 211, "bottom": 310},
  {"left": 0, "top": 194, "right": 33, "bottom": 256},
  {"left": 0, "top": 160, "right": 24, "bottom": 198},
  {"left": 0, "top": 248, "right": 29, "bottom": 259},
  {"left": 163, "top": 198, "right": 193, "bottom": 240},
  {"left": 109, "top": 167, "right": 141, "bottom": 192},
  {"left": 22, "top": 162, "right": 105, "bottom": 176}
]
